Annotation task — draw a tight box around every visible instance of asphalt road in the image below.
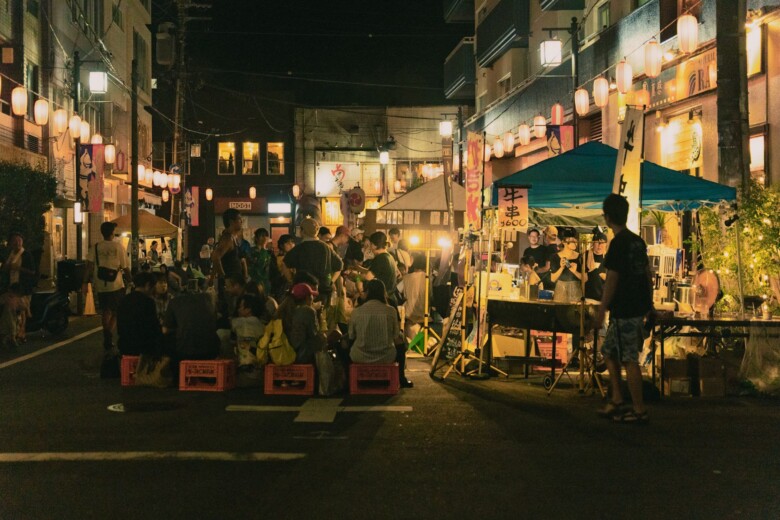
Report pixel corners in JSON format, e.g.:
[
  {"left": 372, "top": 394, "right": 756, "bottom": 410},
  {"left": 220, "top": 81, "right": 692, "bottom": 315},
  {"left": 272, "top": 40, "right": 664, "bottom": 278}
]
[{"left": 1, "top": 317, "right": 779, "bottom": 519}]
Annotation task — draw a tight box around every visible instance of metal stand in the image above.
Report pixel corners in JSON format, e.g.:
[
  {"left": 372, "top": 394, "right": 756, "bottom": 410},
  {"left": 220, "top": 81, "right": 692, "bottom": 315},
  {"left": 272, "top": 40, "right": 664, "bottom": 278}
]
[{"left": 408, "top": 248, "right": 441, "bottom": 355}]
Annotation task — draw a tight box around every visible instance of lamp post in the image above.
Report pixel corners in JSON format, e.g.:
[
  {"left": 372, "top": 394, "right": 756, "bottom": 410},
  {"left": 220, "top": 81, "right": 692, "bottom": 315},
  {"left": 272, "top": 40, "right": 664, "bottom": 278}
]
[{"left": 542, "top": 17, "right": 581, "bottom": 147}]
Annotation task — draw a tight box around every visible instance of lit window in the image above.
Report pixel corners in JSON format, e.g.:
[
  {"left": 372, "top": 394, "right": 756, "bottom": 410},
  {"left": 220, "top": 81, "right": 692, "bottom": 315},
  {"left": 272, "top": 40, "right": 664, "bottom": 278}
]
[
  {"left": 749, "top": 134, "right": 766, "bottom": 185},
  {"left": 746, "top": 23, "right": 763, "bottom": 77},
  {"left": 267, "top": 142, "right": 284, "bottom": 175},
  {"left": 242, "top": 142, "right": 260, "bottom": 174},
  {"left": 218, "top": 142, "right": 236, "bottom": 175}
]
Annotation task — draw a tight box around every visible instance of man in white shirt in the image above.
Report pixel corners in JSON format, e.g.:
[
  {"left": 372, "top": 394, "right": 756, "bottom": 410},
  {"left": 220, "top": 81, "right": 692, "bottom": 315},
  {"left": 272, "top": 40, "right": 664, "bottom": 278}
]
[{"left": 84, "top": 221, "right": 128, "bottom": 350}]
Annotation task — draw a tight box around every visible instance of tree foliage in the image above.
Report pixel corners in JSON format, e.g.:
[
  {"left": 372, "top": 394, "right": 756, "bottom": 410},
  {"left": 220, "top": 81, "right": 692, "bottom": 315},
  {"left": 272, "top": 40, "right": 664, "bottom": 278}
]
[{"left": 0, "top": 159, "right": 58, "bottom": 251}]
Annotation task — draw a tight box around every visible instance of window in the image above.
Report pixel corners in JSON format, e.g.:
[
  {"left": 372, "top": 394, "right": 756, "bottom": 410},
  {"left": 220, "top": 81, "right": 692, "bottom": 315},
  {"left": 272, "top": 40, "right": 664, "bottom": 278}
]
[
  {"left": 25, "top": 62, "right": 39, "bottom": 120},
  {"left": 133, "top": 30, "right": 149, "bottom": 92},
  {"left": 598, "top": 3, "right": 610, "bottom": 30},
  {"left": 746, "top": 23, "right": 764, "bottom": 77},
  {"left": 749, "top": 131, "right": 767, "bottom": 186},
  {"left": 497, "top": 75, "right": 511, "bottom": 97},
  {"left": 218, "top": 142, "right": 236, "bottom": 175},
  {"left": 111, "top": 2, "right": 124, "bottom": 31},
  {"left": 267, "top": 142, "right": 284, "bottom": 175},
  {"left": 242, "top": 142, "right": 260, "bottom": 174}
]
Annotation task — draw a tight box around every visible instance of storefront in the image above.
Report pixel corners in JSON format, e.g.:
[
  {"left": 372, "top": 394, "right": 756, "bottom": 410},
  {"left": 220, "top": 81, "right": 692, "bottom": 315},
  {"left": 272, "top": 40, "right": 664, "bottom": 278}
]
[{"left": 211, "top": 197, "right": 292, "bottom": 252}]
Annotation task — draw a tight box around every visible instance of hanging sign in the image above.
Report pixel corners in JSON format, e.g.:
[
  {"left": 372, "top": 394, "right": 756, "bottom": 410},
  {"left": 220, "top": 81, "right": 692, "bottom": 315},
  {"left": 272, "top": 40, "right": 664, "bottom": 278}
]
[
  {"left": 613, "top": 106, "right": 645, "bottom": 233},
  {"left": 546, "top": 125, "right": 574, "bottom": 157},
  {"left": 186, "top": 187, "right": 199, "bottom": 227},
  {"left": 78, "top": 144, "right": 105, "bottom": 213},
  {"left": 497, "top": 186, "right": 529, "bottom": 232},
  {"left": 347, "top": 186, "right": 366, "bottom": 214},
  {"left": 465, "top": 132, "right": 484, "bottom": 231}
]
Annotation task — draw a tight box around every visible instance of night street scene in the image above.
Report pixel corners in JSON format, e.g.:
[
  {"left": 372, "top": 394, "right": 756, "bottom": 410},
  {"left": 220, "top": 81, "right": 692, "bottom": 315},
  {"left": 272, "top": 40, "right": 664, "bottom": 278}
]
[{"left": 2, "top": 0, "right": 780, "bottom": 518}]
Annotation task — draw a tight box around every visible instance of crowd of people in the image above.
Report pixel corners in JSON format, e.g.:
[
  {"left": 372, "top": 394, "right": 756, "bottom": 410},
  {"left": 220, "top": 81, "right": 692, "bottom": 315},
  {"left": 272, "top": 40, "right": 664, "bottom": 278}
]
[{"left": 80, "top": 209, "right": 424, "bottom": 389}]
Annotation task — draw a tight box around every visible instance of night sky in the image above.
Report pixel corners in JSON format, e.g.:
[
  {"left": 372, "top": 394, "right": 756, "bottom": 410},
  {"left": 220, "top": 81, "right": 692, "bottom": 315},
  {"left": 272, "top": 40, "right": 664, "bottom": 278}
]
[{"left": 159, "top": 0, "right": 471, "bottom": 107}]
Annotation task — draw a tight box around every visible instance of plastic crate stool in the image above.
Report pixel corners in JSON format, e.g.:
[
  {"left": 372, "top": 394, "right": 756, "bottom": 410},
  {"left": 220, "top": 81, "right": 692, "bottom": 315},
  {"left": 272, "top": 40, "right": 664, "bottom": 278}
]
[
  {"left": 349, "top": 363, "right": 400, "bottom": 395},
  {"left": 121, "top": 355, "right": 140, "bottom": 386},
  {"left": 264, "top": 364, "right": 315, "bottom": 395},
  {"left": 179, "top": 359, "right": 236, "bottom": 392}
]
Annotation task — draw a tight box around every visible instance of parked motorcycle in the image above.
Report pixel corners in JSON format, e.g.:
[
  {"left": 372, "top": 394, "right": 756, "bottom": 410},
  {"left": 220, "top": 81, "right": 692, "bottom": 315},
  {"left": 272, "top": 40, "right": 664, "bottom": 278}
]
[{"left": 25, "top": 288, "right": 69, "bottom": 335}]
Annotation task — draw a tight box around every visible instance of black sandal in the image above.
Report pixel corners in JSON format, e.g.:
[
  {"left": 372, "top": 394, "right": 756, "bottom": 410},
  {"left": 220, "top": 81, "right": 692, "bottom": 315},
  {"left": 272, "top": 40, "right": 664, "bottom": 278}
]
[
  {"left": 597, "top": 401, "right": 626, "bottom": 418},
  {"left": 613, "top": 409, "right": 649, "bottom": 424}
]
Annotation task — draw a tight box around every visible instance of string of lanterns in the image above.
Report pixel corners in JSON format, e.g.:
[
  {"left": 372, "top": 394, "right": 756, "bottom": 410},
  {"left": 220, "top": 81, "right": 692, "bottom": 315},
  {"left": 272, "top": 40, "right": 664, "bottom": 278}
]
[{"left": 482, "top": 9, "right": 701, "bottom": 161}]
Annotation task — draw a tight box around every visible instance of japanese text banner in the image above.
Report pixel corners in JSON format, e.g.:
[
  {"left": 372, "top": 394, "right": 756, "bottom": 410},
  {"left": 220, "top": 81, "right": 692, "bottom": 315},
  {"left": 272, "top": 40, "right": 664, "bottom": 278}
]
[
  {"left": 613, "top": 107, "right": 645, "bottom": 233},
  {"left": 465, "top": 132, "right": 484, "bottom": 231},
  {"left": 497, "top": 186, "right": 528, "bottom": 232}
]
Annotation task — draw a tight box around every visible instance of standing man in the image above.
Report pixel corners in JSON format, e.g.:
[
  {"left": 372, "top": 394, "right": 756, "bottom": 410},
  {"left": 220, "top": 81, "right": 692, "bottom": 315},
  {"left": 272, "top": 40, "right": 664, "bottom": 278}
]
[
  {"left": 387, "top": 228, "right": 401, "bottom": 258},
  {"left": 248, "top": 227, "right": 273, "bottom": 294},
  {"left": 84, "top": 222, "right": 129, "bottom": 352},
  {"left": 210, "top": 209, "right": 248, "bottom": 317},
  {"left": 595, "top": 194, "right": 653, "bottom": 424},
  {"left": 284, "top": 218, "right": 343, "bottom": 306},
  {"left": 522, "top": 228, "right": 551, "bottom": 278}
]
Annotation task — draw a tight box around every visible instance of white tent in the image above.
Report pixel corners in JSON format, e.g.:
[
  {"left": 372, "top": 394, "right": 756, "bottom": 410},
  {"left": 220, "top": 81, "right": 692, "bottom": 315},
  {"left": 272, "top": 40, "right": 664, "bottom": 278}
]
[
  {"left": 111, "top": 210, "right": 179, "bottom": 237},
  {"left": 380, "top": 175, "right": 466, "bottom": 211}
]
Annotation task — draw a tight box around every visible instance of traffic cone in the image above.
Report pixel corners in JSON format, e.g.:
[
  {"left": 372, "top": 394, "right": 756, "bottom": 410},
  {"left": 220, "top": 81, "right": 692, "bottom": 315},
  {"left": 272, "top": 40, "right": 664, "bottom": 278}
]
[{"left": 83, "top": 283, "right": 97, "bottom": 316}]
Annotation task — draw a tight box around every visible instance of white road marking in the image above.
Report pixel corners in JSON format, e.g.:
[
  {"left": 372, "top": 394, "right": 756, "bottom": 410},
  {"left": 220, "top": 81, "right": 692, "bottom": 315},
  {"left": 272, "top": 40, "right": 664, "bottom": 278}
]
[
  {"left": 0, "top": 326, "right": 102, "bottom": 370},
  {"left": 226, "top": 398, "right": 413, "bottom": 423},
  {"left": 0, "top": 451, "right": 306, "bottom": 462}
]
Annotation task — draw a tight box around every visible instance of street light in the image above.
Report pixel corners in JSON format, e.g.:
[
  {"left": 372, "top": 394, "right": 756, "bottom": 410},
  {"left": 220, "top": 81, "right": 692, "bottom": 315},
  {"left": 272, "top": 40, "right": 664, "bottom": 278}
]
[
  {"left": 439, "top": 120, "right": 453, "bottom": 137},
  {"left": 542, "top": 18, "right": 581, "bottom": 145},
  {"left": 88, "top": 71, "right": 108, "bottom": 94},
  {"left": 379, "top": 151, "right": 389, "bottom": 165},
  {"left": 540, "top": 37, "right": 563, "bottom": 67}
]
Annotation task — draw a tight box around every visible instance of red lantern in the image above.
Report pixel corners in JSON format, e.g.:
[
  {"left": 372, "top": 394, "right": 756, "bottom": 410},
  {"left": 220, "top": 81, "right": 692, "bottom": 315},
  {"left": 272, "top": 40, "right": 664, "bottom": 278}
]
[{"left": 551, "top": 103, "right": 564, "bottom": 125}]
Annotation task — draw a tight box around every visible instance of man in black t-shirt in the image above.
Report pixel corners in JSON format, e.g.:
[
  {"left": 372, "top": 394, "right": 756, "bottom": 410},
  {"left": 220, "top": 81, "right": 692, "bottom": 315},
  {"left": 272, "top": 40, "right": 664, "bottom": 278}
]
[
  {"left": 596, "top": 194, "right": 652, "bottom": 424},
  {"left": 522, "top": 228, "right": 551, "bottom": 275}
]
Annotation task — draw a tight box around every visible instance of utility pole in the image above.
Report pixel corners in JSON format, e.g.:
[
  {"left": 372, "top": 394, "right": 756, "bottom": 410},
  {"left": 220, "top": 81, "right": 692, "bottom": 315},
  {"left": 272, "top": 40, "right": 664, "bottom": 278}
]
[
  {"left": 73, "top": 51, "right": 83, "bottom": 262},
  {"left": 131, "top": 58, "right": 140, "bottom": 272},
  {"left": 570, "top": 17, "right": 579, "bottom": 147},
  {"left": 716, "top": 0, "right": 750, "bottom": 189}
]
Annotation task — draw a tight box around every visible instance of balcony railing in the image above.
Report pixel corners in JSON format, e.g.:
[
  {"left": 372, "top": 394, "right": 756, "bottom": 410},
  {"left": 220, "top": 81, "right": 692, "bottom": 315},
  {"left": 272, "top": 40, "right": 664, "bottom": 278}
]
[
  {"left": 444, "top": 38, "right": 475, "bottom": 99},
  {"left": 476, "top": 0, "right": 530, "bottom": 68},
  {"left": 539, "top": 0, "right": 585, "bottom": 10},
  {"left": 443, "top": 0, "right": 474, "bottom": 23}
]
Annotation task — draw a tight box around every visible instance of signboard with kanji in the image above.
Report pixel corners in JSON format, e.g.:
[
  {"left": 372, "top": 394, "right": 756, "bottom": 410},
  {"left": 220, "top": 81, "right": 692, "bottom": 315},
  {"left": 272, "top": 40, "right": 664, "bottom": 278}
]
[
  {"left": 497, "top": 186, "right": 528, "bottom": 232},
  {"left": 464, "top": 132, "right": 484, "bottom": 231},
  {"left": 613, "top": 106, "right": 645, "bottom": 233}
]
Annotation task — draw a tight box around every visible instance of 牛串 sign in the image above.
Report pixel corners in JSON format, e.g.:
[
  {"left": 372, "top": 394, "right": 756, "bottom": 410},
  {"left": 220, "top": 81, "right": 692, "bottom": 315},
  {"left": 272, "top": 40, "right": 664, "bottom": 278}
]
[{"left": 497, "top": 186, "right": 528, "bottom": 232}]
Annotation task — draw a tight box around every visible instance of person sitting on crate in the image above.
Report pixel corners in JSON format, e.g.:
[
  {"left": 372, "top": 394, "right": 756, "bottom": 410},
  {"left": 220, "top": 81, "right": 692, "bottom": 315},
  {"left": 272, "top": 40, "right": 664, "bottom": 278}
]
[
  {"left": 231, "top": 294, "right": 267, "bottom": 372},
  {"left": 348, "top": 279, "right": 413, "bottom": 388},
  {"left": 163, "top": 283, "right": 220, "bottom": 366},
  {"left": 117, "top": 272, "right": 163, "bottom": 357},
  {"left": 287, "top": 283, "right": 325, "bottom": 365}
]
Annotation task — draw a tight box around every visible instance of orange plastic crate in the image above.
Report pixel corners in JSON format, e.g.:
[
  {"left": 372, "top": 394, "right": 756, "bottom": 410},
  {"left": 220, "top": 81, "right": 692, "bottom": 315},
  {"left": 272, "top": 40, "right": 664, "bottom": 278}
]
[
  {"left": 264, "top": 364, "right": 315, "bottom": 395},
  {"left": 349, "top": 363, "right": 400, "bottom": 395},
  {"left": 121, "top": 356, "right": 140, "bottom": 386},
  {"left": 179, "top": 359, "right": 236, "bottom": 392}
]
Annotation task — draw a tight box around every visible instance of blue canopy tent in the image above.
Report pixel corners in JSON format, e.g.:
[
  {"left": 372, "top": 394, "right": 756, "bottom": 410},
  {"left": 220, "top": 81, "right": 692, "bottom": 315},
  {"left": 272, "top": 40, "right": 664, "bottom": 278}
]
[{"left": 492, "top": 142, "right": 736, "bottom": 216}]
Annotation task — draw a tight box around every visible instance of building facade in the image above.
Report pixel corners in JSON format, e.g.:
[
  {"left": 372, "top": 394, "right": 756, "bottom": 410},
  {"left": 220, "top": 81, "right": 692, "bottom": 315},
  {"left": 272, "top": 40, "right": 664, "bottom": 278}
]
[{"left": 444, "top": 0, "right": 778, "bottom": 188}]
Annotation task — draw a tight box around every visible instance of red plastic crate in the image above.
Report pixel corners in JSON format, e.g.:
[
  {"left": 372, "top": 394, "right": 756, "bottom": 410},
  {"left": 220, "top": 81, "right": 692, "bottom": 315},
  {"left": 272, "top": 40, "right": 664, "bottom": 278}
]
[
  {"left": 349, "top": 363, "right": 400, "bottom": 395},
  {"left": 179, "top": 359, "right": 236, "bottom": 392},
  {"left": 121, "top": 356, "right": 140, "bottom": 386},
  {"left": 532, "top": 337, "right": 568, "bottom": 372},
  {"left": 264, "top": 364, "right": 315, "bottom": 395}
]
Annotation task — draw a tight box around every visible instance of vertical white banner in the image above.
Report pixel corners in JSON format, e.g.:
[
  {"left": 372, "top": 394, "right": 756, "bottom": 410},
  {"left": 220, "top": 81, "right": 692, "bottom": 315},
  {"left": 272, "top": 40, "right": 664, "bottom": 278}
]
[{"left": 613, "top": 107, "right": 645, "bottom": 233}]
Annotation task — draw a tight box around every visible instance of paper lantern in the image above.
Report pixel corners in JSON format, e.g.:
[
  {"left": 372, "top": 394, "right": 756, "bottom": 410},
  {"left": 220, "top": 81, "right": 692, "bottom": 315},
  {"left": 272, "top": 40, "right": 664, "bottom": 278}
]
[
  {"left": 91, "top": 133, "right": 103, "bottom": 144},
  {"left": 551, "top": 103, "right": 564, "bottom": 125},
  {"left": 616, "top": 59, "right": 633, "bottom": 94},
  {"left": 162, "top": 190, "right": 169, "bottom": 202},
  {"left": 171, "top": 173, "right": 181, "bottom": 188},
  {"left": 69, "top": 115, "right": 82, "bottom": 138},
  {"left": 137, "top": 165, "right": 145, "bottom": 182},
  {"left": 79, "top": 121, "right": 90, "bottom": 144},
  {"left": 153, "top": 170, "right": 161, "bottom": 186},
  {"left": 593, "top": 77, "right": 610, "bottom": 109},
  {"left": 533, "top": 115, "right": 547, "bottom": 139},
  {"left": 292, "top": 184, "right": 301, "bottom": 198},
  {"left": 645, "top": 39, "right": 662, "bottom": 79},
  {"left": 249, "top": 186, "right": 257, "bottom": 199},
  {"left": 205, "top": 188, "right": 213, "bottom": 201},
  {"left": 34, "top": 99, "right": 49, "bottom": 126},
  {"left": 574, "top": 88, "right": 590, "bottom": 116},
  {"left": 11, "top": 86, "right": 27, "bottom": 116},
  {"left": 53, "top": 109, "right": 68, "bottom": 134},
  {"left": 73, "top": 202, "right": 83, "bottom": 224},
  {"left": 439, "top": 121, "right": 453, "bottom": 137},
  {"left": 493, "top": 137, "right": 504, "bottom": 158},
  {"left": 503, "top": 131, "right": 515, "bottom": 154},
  {"left": 635, "top": 88, "right": 650, "bottom": 108},
  {"left": 104, "top": 144, "right": 116, "bottom": 164},
  {"left": 145, "top": 167, "right": 154, "bottom": 184},
  {"left": 540, "top": 39, "right": 562, "bottom": 67},
  {"left": 484, "top": 143, "right": 492, "bottom": 161},
  {"left": 677, "top": 14, "right": 699, "bottom": 54},
  {"left": 518, "top": 124, "right": 531, "bottom": 146}
]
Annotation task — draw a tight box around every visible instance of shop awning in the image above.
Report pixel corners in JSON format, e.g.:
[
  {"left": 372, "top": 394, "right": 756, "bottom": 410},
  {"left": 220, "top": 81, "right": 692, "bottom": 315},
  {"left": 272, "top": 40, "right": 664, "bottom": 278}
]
[
  {"left": 380, "top": 174, "right": 467, "bottom": 211},
  {"left": 492, "top": 141, "right": 737, "bottom": 211},
  {"left": 110, "top": 210, "right": 179, "bottom": 237}
]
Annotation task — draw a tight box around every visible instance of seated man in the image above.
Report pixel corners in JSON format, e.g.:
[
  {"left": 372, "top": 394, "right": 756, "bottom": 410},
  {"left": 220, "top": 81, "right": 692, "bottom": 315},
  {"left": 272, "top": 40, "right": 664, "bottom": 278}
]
[
  {"left": 287, "top": 283, "right": 324, "bottom": 364},
  {"left": 163, "top": 288, "right": 220, "bottom": 362},
  {"left": 117, "top": 272, "right": 162, "bottom": 356}
]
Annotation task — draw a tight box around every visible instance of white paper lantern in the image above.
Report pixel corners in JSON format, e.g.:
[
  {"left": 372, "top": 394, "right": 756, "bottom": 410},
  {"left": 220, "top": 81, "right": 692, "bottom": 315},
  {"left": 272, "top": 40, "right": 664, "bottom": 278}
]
[
  {"left": 153, "top": 170, "right": 162, "bottom": 186},
  {"left": 53, "top": 109, "right": 68, "bottom": 134},
  {"left": 69, "top": 115, "right": 82, "bottom": 138},
  {"left": 79, "top": 121, "right": 90, "bottom": 144},
  {"left": 518, "top": 124, "right": 530, "bottom": 146},
  {"left": 104, "top": 144, "right": 116, "bottom": 164},
  {"left": 574, "top": 88, "right": 590, "bottom": 116},
  {"left": 137, "top": 165, "right": 145, "bottom": 182},
  {"left": 205, "top": 188, "right": 213, "bottom": 201},
  {"left": 616, "top": 59, "right": 633, "bottom": 94},
  {"left": 249, "top": 186, "right": 257, "bottom": 199},
  {"left": 540, "top": 39, "right": 563, "bottom": 67},
  {"left": 644, "top": 39, "right": 662, "bottom": 79},
  {"left": 11, "top": 86, "right": 27, "bottom": 116},
  {"left": 145, "top": 167, "right": 154, "bottom": 184},
  {"left": 503, "top": 131, "right": 515, "bottom": 154},
  {"left": 677, "top": 14, "right": 699, "bottom": 54},
  {"left": 34, "top": 99, "right": 49, "bottom": 126},
  {"left": 484, "top": 143, "right": 492, "bottom": 161},
  {"left": 162, "top": 190, "right": 169, "bottom": 202},
  {"left": 379, "top": 151, "right": 389, "bottom": 165},
  {"left": 493, "top": 137, "right": 504, "bottom": 158},
  {"left": 171, "top": 173, "right": 181, "bottom": 188},
  {"left": 551, "top": 103, "right": 564, "bottom": 125},
  {"left": 90, "top": 133, "right": 103, "bottom": 144},
  {"left": 593, "top": 77, "right": 610, "bottom": 108},
  {"left": 533, "top": 115, "right": 547, "bottom": 139}
]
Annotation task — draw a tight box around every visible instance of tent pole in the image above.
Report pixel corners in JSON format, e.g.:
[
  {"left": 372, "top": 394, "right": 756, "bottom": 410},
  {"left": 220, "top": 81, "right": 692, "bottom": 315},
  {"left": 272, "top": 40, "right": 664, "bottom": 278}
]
[{"left": 734, "top": 217, "right": 746, "bottom": 319}]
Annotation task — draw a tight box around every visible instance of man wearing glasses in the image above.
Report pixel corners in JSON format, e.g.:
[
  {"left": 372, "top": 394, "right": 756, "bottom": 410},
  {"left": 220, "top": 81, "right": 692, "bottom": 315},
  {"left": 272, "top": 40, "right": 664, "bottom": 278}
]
[{"left": 596, "top": 194, "right": 652, "bottom": 424}]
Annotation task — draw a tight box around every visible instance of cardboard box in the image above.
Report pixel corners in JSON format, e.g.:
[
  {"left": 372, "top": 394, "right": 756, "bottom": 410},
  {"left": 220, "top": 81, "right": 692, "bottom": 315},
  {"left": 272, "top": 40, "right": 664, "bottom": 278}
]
[
  {"left": 699, "top": 377, "right": 726, "bottom": 397},
  {"left": 697, "top": 358, "right": 724, "bottom": 378},
  {"left": 663, "top": 377, "right": 691, "bottom": 397},
  {"left": 662, "top": 358, "right": 689, "bottom": 379},
  {"left": 492, "top": 334, "right": 526, "bottom": 357}
]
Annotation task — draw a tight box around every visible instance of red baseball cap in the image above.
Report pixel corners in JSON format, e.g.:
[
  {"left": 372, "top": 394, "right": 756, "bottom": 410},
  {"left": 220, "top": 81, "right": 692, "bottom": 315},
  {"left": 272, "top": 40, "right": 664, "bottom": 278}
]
[{"left": 291, "top": 283, "right": 319, "bottom": 299}]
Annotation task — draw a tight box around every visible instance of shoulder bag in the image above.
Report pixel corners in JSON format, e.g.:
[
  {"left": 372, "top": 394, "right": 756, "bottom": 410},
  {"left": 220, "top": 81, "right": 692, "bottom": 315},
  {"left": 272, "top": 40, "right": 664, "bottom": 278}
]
[{"left": 95, "top": 243, "right": 119, "bottom": 284}]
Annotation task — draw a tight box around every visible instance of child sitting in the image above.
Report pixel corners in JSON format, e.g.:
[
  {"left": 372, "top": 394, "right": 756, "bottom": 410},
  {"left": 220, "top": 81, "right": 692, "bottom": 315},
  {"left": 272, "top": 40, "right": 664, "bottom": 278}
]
[{"left": 231, "top": 294, "right": 266, "bottom": 371}]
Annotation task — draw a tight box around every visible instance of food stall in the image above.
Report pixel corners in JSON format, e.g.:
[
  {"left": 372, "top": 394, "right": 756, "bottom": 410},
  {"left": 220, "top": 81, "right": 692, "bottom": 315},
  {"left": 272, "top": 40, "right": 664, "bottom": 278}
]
[{"left": 110, "top": 210, "right": 180, "bottom": 266}]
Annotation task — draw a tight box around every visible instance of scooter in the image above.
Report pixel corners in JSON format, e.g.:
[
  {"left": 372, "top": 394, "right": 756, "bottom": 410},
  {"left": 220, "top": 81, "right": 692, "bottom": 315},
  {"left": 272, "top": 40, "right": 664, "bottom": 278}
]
[{"left": 25, "top": 287, "right": 70, "bottom": 335}]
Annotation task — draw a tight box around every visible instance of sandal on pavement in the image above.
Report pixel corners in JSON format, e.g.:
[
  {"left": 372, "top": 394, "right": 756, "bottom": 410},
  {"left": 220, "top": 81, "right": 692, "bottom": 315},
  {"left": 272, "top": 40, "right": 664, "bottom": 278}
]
[
  {"left": 613, "top": 409, "right": 649, "bottom": 424},
  {"left": 597, "top": 401, "right": 626, "bottom": 418}
]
